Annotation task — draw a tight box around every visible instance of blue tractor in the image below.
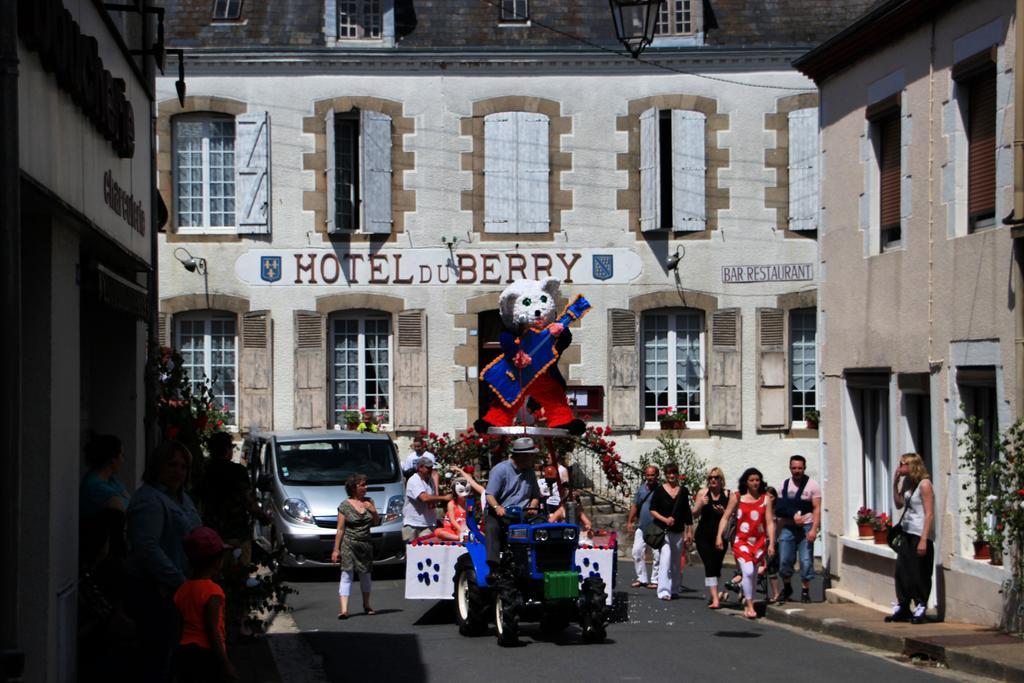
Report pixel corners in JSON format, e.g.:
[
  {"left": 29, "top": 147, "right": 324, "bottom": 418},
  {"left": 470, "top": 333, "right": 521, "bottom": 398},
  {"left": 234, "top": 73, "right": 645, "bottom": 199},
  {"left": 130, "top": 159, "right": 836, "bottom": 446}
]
[{"left": 452, "top": 501, "right": 608, "bottom": 646}]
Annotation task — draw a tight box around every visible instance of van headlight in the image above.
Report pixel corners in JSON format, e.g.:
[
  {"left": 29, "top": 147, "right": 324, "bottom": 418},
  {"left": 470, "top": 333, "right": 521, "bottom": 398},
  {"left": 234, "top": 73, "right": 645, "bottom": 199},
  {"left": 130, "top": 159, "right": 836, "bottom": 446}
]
[
  {"left": 383, "top": 495, "right": 404, "bottom": 524},
  {"left": 282, "top": 498, "right": 314, "bottom": 525}
]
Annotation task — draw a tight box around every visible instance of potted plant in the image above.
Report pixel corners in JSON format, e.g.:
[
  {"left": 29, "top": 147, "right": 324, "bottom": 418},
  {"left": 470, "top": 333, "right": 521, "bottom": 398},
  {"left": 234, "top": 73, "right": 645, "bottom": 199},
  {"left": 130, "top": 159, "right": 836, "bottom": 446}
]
[
  {"left": 958, "top": 414, "right": 995, "bottom": 561},
  {"left": 657, "top": 407, "right": 687, "bottom": 430},
  {"left": 804, "top": 409, "right": 820, "bottom": 430},
  {"left": 855, "top": 506, "right": 875, "bottom": 538},
  {"left": 872, "top": 512, "right": 891, "bottom": 545},
  {"left": 338, "top": 406, "right": 362, "bottom": 430}
]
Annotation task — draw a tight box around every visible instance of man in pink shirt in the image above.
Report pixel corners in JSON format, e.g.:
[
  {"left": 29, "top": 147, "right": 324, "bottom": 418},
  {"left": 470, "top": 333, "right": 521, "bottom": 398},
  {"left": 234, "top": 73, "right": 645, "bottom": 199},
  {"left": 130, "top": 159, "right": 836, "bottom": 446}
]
[{"left": 774, "top": 455, "right": 822, "bottom": 604}]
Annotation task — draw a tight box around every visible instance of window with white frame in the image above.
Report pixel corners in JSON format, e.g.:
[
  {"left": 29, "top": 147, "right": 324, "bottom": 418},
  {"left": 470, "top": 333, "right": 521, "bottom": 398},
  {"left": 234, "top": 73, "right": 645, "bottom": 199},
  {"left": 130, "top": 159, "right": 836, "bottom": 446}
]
[
  {"left": 789, "top": 308, "right": 817, "bottom": 425},
  {"left": 171, "top": 111, "right": 271, "bottom": 234},
  {"left": 484, "top": 111, "right": 550, "bottom": 234},
  {"left": 331, "top": 313, "right": 391, "bottom": 425},
  {"left": 337, "top": 0, "right": 382, "bottom": 39},
  {"left": 654, "top": 0, "right": 693, "bottom": 35},
  {"left": 176, "top": 311, "right": 238, "bottom": 423},
  {"left": 639, "top": 108, "right": 706, "bottom": 233},
  {"left": 642, "top": 309, "right": 704, "bottom": 426},
  {"left": 326, "top": 108, "right": 393, "bottom": 234},
  {"left": 212, "top": 0, "right": 243, "bottom": 20},
  {"left": 174, "top": 115, "right": 235, "bottom": 229},
  {"left": 850, "top": 382, "right": 891, "bottom": 517},
  {"left": 500, "top": 0, "right": 528, "bottom": 22}
]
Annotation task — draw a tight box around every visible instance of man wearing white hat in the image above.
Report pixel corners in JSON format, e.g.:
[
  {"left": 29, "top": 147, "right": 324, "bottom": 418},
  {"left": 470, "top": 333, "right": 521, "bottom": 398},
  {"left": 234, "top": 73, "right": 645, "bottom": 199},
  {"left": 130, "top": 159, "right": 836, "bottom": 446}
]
[{"left": 484, "top": 437, "right": 542, "bottom": 568}]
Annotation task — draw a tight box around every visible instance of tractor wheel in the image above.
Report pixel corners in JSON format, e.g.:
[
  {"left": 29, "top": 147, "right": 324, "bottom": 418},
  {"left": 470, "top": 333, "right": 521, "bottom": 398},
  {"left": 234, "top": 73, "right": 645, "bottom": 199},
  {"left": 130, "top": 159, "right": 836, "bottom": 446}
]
[
  {"left": 453, "top": 555, "right": 488, "bottom": 637},
  {"left": 494, "top": 584, "right": 521, "bottom": 647},
  {"left": 580, "top": 576, "right": 608, "bottom": 644}
]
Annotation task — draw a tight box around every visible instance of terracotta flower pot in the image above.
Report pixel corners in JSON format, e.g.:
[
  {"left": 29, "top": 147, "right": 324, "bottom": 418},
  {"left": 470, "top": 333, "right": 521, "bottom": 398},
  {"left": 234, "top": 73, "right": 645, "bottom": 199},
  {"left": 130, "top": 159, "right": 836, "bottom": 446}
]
[
  {"left": 674, "top": 420, "right": 685, "bottom": 429},
  {"left": 873, "top": 528, "right": 888, "bottom": 545},
  {"left": 660, "top": 421, "right": 673, "bottom": 431},
  {"left": 857, "top": 523, "right": 874, "bottom": 539},
  {"left": 806, "top": 420, "right": 819, "bottom": 430},
  {"left": 973, "top": 540, "right": 991, "bottom": 561}
]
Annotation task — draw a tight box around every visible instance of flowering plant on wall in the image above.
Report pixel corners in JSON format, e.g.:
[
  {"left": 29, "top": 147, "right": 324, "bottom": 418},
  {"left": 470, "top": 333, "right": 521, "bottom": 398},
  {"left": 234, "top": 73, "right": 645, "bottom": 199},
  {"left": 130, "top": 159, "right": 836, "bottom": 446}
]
[
  {"left": 337, "top": 406, "right": 387, "bottom": 432},
  {"left": 872, "top": 512, "right": 892, "bottom": 531},
  {"left": 855, "top": 507, "right": 875, "bottom": 525},
  {"left": 657, "top": 407, "right": 688, "bottom": 424}
]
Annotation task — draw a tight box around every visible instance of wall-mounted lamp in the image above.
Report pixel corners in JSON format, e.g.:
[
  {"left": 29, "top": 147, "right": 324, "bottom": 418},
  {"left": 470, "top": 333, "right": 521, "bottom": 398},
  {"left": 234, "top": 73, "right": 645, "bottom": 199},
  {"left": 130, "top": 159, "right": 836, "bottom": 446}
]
[
  {"left": 666, "top": 244, "right": 684, "bottom": 272},
  {"left": 174, "top": 247, "right": 207, "bottom": 275}
]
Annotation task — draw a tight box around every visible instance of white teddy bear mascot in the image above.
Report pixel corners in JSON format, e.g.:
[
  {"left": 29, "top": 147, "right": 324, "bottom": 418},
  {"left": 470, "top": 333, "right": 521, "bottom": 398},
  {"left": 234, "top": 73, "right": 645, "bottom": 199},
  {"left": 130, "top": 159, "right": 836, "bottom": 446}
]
[{"left": 474, "top": 277, "right": 586, "bottom": 436}]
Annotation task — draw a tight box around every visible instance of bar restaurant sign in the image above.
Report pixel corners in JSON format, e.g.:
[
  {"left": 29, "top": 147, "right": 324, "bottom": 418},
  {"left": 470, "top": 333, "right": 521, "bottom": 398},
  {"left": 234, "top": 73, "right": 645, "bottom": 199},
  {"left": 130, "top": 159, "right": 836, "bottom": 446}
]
[
  {"left": 721, "top": 263, "right": 813, "bottom": 283},
  {"left": 236, "top": 249, "right": 643, "bottom": 286}
]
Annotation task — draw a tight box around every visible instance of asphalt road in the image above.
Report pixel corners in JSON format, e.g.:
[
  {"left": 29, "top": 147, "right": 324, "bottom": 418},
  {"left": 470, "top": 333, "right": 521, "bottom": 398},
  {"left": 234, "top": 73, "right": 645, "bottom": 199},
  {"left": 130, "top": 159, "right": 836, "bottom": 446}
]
[{"left": 278, "top": 561, "right": 965, "bottom": 683}]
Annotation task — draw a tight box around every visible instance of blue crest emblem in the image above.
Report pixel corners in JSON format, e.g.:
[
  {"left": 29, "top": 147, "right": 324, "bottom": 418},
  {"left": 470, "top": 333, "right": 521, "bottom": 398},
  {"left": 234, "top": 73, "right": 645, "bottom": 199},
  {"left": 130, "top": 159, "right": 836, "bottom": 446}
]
[
  {"left": 592, "top": 254, "right": 613, "bottom": 281},
  {"left": 260, "top": 256, "right": 282, "bottom": 283}
]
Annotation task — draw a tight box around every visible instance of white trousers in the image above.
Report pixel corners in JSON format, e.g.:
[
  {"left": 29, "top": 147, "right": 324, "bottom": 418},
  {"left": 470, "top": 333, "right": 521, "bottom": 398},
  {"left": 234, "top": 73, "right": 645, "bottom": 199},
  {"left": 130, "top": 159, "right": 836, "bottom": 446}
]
[
  {"left": 338, "top": 570, "right": 372, "bottom": 597},
  {"left": 632, "top": 527, "right": 661, "bottom": 584},
  {"left": 738, "top": 559, "right": 757, "bottom": 600},
  {"left": 656, "top": 531, "right": 684, "bottom": 599}
]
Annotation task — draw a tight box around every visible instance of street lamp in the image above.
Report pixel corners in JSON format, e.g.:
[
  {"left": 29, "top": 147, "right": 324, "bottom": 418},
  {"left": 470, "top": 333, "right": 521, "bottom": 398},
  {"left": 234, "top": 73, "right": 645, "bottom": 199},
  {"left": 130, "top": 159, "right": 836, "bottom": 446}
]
[{"left": 608, "top": 0, "right": 661, "bottom": 59}]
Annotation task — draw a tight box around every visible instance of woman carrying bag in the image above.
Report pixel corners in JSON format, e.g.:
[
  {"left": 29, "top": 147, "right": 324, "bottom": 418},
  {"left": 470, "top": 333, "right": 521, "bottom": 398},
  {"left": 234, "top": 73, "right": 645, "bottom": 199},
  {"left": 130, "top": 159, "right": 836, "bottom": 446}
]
[
  {"left": 648, "top": 463, "right": 693, "bottom": 601},
  {"left": 884, "top": 453, "right": 934, "bottom": 625}
]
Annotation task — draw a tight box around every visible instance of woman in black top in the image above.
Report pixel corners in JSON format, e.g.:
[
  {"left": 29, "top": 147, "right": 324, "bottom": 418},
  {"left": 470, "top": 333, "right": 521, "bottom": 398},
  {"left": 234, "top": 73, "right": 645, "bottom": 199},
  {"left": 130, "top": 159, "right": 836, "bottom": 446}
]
[
  {"left": 692, "top": 467, "right": 729, "bottom": 609},
  {"left": 649, "top": 463, "right": 693, "bottom": 601}
]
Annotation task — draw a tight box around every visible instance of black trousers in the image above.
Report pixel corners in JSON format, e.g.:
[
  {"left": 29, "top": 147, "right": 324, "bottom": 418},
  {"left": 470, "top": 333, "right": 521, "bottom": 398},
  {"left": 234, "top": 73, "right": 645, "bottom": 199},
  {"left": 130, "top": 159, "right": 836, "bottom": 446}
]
[
  {"left": 895, "top": 532, "right": 933, "bottom": 609},
  {"left": 695, "top": 534, "right": 726, "bottom": 579}
]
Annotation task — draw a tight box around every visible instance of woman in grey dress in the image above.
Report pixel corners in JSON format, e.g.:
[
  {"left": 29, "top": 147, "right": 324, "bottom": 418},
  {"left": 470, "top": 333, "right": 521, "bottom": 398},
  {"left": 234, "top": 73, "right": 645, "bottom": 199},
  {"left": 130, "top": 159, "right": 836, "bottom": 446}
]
[{"left": 331, "top": 473, "right": 380, "bottom": 618}]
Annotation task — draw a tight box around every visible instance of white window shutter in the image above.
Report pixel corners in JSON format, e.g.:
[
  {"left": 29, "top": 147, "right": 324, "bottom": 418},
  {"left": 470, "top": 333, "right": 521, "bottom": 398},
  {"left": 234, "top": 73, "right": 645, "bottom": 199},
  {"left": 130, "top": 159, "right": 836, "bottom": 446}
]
[
  {"left": 516, "top": 112, "right": 549, "bottom": 233},
  {"left": 235, "top": 111, "right": 271, "bottom": 234},
  {"left": 325, "top": 108, "right": 338, "bottom": 233},
  {"left": 361, "top": 109, "right": 392, "bottom": 234},
  {"left": 639, "top": 107, "right": 660, "bottom": 232},
  {"left": 672, "top": 109, "right": 706, "bottom": 232},
  {"left": 484, "top": 112, "right": 518, "bottom": 233},
  {"left": 788, "top": 107, "right": 820, "bottom": 231}
]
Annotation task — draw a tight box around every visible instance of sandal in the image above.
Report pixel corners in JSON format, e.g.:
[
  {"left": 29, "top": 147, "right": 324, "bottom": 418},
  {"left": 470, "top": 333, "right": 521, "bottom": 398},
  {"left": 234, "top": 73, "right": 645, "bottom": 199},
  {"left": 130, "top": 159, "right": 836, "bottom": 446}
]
[
  {"left": 630, "top": 580, "right": 645, "bottom": 588},
  {"left": 337, "top": 613, "right": 348, "bottom": 620},
  {"left": 646, "top": 583, "right": 657, "bottom": 589},
  {"left": 363, "top": 608, "right": 376, "bottom": 616}
]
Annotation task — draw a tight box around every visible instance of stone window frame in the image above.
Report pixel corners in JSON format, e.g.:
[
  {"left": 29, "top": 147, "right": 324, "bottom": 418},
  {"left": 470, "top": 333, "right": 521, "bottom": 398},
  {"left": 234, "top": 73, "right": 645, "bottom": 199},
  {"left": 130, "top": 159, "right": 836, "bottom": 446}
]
[
  {"left": 158, "top": 96, "right": 247, "bottom": 243},
  {"left": 616, "top": 95, "right": 729, "bottom": 241},
  {"left": 461, "top": 96, "right": 573, "bottom": 243},
  {"left": 452, "top": 291, "right": 582, "bottom": 427},
  {"left": 302, "top": 96, "right": 416, "bottom": 245},
  {"left": 765, "top": 93, "right": 820, "bottom": 239}
]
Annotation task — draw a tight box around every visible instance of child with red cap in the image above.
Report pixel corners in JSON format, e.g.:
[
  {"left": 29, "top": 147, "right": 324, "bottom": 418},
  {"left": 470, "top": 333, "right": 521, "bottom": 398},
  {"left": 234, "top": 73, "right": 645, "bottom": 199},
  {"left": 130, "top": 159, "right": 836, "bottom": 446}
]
[{"left": 173, "top": 527, "right": 238, "bottom": 682}]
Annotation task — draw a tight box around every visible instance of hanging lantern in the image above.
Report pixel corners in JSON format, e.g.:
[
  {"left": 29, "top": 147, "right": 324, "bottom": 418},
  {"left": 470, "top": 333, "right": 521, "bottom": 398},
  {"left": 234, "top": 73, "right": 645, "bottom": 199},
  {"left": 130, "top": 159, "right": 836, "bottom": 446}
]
[{"left": 608, "top": 0, "right": 661, "bottom": 58}]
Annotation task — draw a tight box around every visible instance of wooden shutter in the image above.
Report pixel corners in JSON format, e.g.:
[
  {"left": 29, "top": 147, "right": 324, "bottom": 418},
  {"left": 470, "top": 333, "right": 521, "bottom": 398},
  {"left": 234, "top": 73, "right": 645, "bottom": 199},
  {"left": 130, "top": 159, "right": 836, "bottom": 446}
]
[
  {"left": 235, "top": 111, "right": 271, "bottom": 234},
  {"left": 757, "top": 308, "right": 787, "bottom": 430},
  {"left": 878, "top": 113, "right": 901, "bottom": 231},
  {"left": 639, "top": 107, "right": 660, "bottom": 232},
  {"left": 517, "top": 112, "right": 550, "bottom": 233},
  {"left": 239, "top": 311, "right": 273, "bottom": 431},
  {"left": 968, "top": 70, "right": 996, "bottom": 221},
  {"left": 708, "top": 308, "right": 741, "bottom": 431},
  {"left": 324, "top": 108, "right": 338, "bottom": 233},
  {"left": 788, "top": 107, "right": 819, "bottom": 231},
  {"left": 608, "top": 309, "right": 641, "bottom": 430},
  {"left": 484, "top": 112, "right": 517, "bottom": 233},
  {"left": 361, "top": 109, "right": 392, "bottom": 234},
  {"left": 393, "top": 310, "right": 427, "bottom": 431},
  {"left": 294, "top": 310, "right": 327, "bottom": 429},
  {"left": 157, "top": 311, "right": 169, "bottom": 348},
  {"left": 672, "top": 109, "right": 706, "bottom": 232}
]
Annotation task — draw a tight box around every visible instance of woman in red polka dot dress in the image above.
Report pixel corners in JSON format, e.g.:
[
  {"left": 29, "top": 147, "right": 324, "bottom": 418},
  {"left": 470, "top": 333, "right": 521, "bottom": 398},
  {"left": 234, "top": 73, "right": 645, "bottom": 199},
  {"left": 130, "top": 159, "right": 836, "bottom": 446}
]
[{"left": 716, "top": 468, "right": 776, "bottom": 619}]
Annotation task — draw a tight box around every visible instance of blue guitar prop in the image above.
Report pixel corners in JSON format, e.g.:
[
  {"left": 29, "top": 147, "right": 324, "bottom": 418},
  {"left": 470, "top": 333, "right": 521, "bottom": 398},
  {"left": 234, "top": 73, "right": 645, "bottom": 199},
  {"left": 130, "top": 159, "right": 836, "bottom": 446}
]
[{"left": 481, "top": 294, "right": 592, "bottom": 407}]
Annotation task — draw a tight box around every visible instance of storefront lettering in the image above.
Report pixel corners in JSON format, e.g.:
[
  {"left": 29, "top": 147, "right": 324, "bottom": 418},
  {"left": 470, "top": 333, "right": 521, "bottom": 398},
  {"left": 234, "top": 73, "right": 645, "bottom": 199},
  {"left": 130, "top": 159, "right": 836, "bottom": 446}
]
[
  {"left": 103, "top": 170, "right": 145, "bottom": 236},
  {"left": 18, "top": 0, "right": 136, "bottom": 158},
  {"left": 721, "top": 263, "right": 814, "bottom": 283}
]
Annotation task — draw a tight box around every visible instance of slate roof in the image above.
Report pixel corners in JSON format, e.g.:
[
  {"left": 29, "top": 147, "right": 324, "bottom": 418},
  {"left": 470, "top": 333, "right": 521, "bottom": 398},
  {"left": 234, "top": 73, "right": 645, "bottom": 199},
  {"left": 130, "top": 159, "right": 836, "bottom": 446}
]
[{"left": 161, "top": 0, "right": 878, "bottom": 52}]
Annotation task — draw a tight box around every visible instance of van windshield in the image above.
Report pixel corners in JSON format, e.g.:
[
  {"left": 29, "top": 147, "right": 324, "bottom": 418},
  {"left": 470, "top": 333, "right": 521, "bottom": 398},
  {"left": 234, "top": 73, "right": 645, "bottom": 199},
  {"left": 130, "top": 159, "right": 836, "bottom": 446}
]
[{"left": 275, "top": 440, "right": 398, "bottom": 485}]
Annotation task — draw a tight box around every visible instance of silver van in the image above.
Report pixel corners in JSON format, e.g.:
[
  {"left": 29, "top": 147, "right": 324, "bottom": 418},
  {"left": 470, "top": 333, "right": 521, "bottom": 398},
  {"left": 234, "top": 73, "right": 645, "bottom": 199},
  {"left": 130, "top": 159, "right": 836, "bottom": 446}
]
[{"left": 243, "top": 430, "right": 406, "bottom": 567}]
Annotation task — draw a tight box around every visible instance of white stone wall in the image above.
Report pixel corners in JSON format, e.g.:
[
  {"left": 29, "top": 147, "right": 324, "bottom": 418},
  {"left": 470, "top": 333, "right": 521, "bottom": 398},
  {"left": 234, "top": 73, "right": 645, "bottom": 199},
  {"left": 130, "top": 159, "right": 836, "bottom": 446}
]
[{"left": 157, "top": 63, "right": 821, "bottom": 491}]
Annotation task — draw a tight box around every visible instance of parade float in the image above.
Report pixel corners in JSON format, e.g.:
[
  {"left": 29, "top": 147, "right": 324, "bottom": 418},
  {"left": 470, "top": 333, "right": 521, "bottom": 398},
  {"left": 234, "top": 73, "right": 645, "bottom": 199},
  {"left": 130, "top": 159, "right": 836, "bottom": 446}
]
[{"left": 404, "top": 278, "right": 619, "bottom": 644}]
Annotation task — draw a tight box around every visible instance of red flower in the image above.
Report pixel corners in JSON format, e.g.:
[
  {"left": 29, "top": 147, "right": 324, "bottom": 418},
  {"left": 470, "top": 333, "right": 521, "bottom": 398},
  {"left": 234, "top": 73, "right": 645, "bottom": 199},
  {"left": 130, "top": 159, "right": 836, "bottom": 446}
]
[
  {"left": 429, "top": 432, "right": 437, "bottom": 439},
  {"left": 464, "top": 465, "right": 475, "bottom": 474},
  {"left": 609, "top": 441, "right": 616, "bottom": 448},
  {"left": 216, "top": 420, "right": 224, "bottom": 428},
  {"left": 602, "top": 455, "right": 610, "bottom": 463}
]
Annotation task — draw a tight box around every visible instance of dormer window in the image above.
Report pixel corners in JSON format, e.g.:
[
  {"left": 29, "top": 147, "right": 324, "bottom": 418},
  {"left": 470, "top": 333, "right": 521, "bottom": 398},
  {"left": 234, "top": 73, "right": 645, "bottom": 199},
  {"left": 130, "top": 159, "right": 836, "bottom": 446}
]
[
  {"left": 654, "top": 0, "right": 695, "bottom": 36},
  {"left": 499, "top": 0, "right": 529, "bottom": 23},
  {"left": 338, "top": 0, "right": 382, "bottom": 39},
  {"left": 212, "top": 0, "right": 243, "bottom": 21}
]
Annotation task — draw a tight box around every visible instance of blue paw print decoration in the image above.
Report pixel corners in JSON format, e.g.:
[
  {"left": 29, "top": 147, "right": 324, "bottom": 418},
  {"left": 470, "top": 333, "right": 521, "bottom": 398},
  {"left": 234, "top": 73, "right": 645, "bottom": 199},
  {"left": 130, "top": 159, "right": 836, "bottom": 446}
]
[{"left": 416, "top": 557, "right": 442, "bottom": 586}]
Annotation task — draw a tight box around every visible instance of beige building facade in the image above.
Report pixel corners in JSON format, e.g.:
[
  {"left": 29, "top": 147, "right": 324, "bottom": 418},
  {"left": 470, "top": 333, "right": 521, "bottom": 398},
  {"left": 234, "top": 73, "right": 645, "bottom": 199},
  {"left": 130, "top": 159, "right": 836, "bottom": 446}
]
[{"left": 796, "top": 0, "right": 1017, "bottom": 626}]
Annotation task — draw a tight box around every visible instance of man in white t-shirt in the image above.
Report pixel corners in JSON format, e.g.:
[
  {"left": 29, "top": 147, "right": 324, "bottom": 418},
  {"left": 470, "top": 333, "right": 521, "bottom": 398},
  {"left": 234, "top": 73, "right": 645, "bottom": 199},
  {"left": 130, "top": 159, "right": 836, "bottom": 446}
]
[
  {"left": 402, "top": 435, "right": 440, "bottom": 490},
  {"left": 402, "top": 457, "right": 452, "bottom": 542}
]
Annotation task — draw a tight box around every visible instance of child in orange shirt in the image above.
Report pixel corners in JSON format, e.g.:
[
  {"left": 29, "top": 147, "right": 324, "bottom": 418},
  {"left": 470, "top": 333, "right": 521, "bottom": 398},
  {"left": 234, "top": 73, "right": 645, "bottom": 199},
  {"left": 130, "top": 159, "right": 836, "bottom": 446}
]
[{"left": 174, "top": 527, "right": 238, "bottom": 682}]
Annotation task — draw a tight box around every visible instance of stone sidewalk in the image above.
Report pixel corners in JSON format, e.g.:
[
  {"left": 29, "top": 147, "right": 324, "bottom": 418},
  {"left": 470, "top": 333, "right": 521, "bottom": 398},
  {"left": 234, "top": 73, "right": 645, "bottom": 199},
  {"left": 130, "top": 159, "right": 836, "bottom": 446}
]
[{"left": 763, "top": 597, "right": 1024, "bottom": 682}]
